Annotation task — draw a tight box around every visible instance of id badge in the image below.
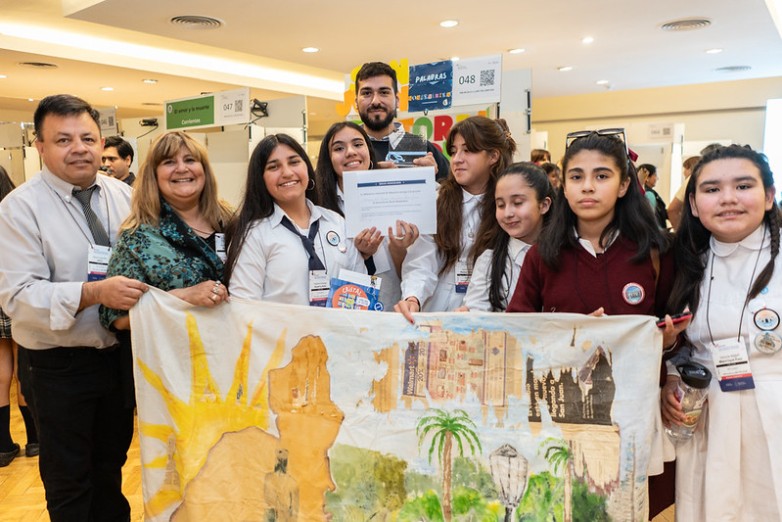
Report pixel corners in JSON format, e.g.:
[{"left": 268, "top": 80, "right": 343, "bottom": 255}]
[
  {"left": 214, "top": 233, "right": 227, "bottom": 262},
  {"left": 709, "top": 338, "right": 755, "bottom": 392},
  {"left": 87, "top": 245, "right": 112, "bottom": 282},
  {"left": 455, "top": 257, "right": 472, "bottom": 294},
  {"left": 309, "top": 270, "right": 330, "bottom": 307}
]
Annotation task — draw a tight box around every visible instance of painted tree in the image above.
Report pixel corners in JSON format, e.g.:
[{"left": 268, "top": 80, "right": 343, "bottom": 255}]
[
  {"left": 416, "top": 409, "right": 482, "bottom": 522},
  {"left": 540, "top": 437, "right": 573, "bottom": 522}
]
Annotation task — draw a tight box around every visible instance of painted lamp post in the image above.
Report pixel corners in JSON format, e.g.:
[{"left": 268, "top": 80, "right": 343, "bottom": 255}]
[{"left": 489, "top": 444, "right": 528, "bottom": 522}]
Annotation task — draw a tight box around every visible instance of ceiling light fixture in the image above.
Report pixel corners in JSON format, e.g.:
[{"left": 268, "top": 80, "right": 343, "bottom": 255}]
[
  {"left": 302, "top": 47, "right": 319, "bottom": 53},
  {"left": 705, "top": 48, "right": 723, "bottom": 54},
  {"left": 508, "top": 48, "right": 525, "bottom": 54},
  {"left": 440, "top": 20, "right": 459, "bottom": 28},
  {"left": 0, "top": 74, "right": 6, "bottom": 79},
  {"left": 170, "top": 15, "right": 223, "bottom": 30},
  {"left": 661, "top": 18, "right": 711, "bottom": 31},
  {"left": 582, "top": 36, "right": 594, "bottom": 44},
  {"left": 558, "top": 66, "right": 573, "bottom": 72},
  {"left": 101, "top": 86, "right": 114, "bottom": 91},
  {"left": 27, "top": 98, "right": 34, "bottom": 102},
  {"left": 451, "top": 56, "right": 460, "bottom": 61},
  {"left": 596, "top": 80, "right": 610, "bottom": 85},
  {"left": 142, "top": 78, "right": 158, "bottom": 84}
]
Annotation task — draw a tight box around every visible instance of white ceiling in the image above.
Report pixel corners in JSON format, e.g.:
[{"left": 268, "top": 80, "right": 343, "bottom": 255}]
[{"left": 1, "top": 0, "right": 781, "bottom": 128}]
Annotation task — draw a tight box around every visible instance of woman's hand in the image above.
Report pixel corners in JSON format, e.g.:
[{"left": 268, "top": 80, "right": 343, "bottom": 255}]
[
  {"left": 169, "top": 280, "right": 229, "bottom": 307},
  {"left": 394, "top": 296, "right": 420, "bottom": 324},
  {"left": 388, "top": 220, "right": 419, "bottom": 251},
  {"left": 354, "top": 227, "right": 383, "bottom": 258},
  {"left": 660, "top": 312, "right": 691, "bottom": 351},
  {"left": 589, "top": 307, "right": 605, "bottom": 317},
  {"left": 661, "top": 375, "right": 686, "bottom": 427}
]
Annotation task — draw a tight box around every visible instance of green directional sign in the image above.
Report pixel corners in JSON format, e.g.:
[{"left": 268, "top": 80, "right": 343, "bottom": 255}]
[{"left": 166, "top": 96, "right": 215, "bottom": 130}]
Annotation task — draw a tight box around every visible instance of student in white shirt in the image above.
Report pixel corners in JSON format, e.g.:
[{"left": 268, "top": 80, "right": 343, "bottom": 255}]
[
  {"left": 225, "top": 134, "right": 365, "bottom": 306},
  {"left": 460, "top": 162, "right": 553, "bottom": 312},
  {"left": 395, "top": 116, "right": 516, "bottom": 322},
  {"left": 314, "top": 121, "right": 418, "bottom": 309}
]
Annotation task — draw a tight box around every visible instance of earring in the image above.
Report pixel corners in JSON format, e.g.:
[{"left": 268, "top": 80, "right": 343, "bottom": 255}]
[{"left": 307, "top": 178, "right": 315, "bottom": 190}]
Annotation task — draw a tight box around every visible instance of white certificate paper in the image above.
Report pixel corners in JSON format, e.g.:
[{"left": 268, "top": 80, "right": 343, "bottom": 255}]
[{"left": 342, "top": 167, "right": 437, "bottom": 238}]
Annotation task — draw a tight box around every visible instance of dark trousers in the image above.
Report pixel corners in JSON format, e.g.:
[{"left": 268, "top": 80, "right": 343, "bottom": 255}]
[{"left": 19, "top": 346, "right": 134, "bottom": 522}]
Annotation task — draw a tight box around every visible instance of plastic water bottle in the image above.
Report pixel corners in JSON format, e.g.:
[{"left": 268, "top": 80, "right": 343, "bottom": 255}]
[{"left": 665, "top": 362, "right": 711, "bottom": 443}]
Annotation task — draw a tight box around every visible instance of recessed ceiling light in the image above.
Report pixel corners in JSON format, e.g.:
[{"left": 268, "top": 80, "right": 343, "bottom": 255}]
[
  {"left": 0, "top": 74, "right": 6, "bottom": 79},
  {"left": 440, "top": 20, "right": 459, "bottom": 28},
  {"left": 582, "top": 36, "right": 594, "bottom": 44},
  {"left": 705, "top": 48, "right": 723, "bottom": 54},
  {"left": 661, "top": 18, "right": 711, "bottom": 31},
  {"left": 302, "top": 47, "right": 319, "bottom": 53},
  {"left": 596, "top": 80, "right": 610, "bottom": 85},
  {"left": 558, "top": 66, "right": 573, "bottom": 72},
  {"left": 508, "top": 48, "right": 526, "bottom": 54},
  {"left": 101, "top": 86, "right": 114, "bottom": 91},
  {"left": 451, "top": 56, "right": 460, "bottom": 61},
  {"left": 27, "top": 98, "right": 34, "bottom": 102},
  {"left": 142, "top": 78, "right": 158, "bottom": 84}
]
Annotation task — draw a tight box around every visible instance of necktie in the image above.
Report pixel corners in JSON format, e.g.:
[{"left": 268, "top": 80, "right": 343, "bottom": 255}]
[
  {"left": 72, "top": 186, "right": 110, "bottom": 246},
  {"left": 280, "top": 216, "right": 326, "bottom": 271}
]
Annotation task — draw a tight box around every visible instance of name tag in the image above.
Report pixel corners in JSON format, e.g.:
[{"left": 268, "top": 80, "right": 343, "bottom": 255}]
[
  {"left": 455, "top": 257, "right": 472, "bottom": 294},
  {"left": 709, "top": 338, "right": 755, "bottom": 392},
  {"left": 87, "top": 244, "right": 112, "bottom": 282},
  {"left": 214, "top": 233, "right": 227, "bottom": 262},
  {"left": 309, "top": 270, "right": 330, "bottom": 307}
]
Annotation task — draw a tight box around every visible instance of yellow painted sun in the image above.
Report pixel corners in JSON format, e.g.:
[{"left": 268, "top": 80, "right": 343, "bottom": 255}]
[{"left": 136, "top": 313, "right": 287, "bottom": 517}]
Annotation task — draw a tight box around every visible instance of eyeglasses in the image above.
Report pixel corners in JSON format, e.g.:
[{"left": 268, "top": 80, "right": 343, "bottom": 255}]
[{"left": 565, "top": 128, "right": 627, "bottom": 152}]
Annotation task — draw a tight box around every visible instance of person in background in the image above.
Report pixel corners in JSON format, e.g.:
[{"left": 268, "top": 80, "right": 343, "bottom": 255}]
[
  {"left": 459, "top": 162, "right": 553, "bottom": 312},
  {"left": 663, "top": 145, "right": 781, "bottom": 521},
  {"left": 0, "top": 94, "right": 147, "bottom": 521},
  {"left": 506, "top": 129, "right": 688, "bottom": 519},
  {"left": 667, "top": 156, "right": 700, "bottom": 230},
  {"left": 314, "top": 121, "right": 418, "bottom": 308},
  {"left": 354, "top": 62, "right": 450, "bottom": 181},
  {"left": 100, "top": 131, "right": 233, "bottom": 334},
  {"left": 395, "top": 116, "right": 516, "bottom": 322},
  {"left": 102, "top": 135, "right": 135, "bottom": 186},
  {"left": 531, "top": 148, "right": 551, "bottom": 165},
  {"left": 226, "top": 134, "right": 365, "bottom": 305},
  {"left": 0, "top": 166, "right": 38, "bottom": 467},
  {"left": 540, "top": 161, "right": 562, "bottom": 192},
  {"left": 638, "top": 163, "right": 668, "bottom": 229}
]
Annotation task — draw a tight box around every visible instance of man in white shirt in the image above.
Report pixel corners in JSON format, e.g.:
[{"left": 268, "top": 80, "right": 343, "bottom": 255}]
[{"left": 0, "top": 94, "right": 148, "bottom": 521}]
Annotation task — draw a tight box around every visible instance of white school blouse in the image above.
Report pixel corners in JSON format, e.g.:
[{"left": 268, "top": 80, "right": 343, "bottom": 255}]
[
  {"left": 229, "top": 201, "right": 365, "bottom": 306},
  {"left": 401, "top": 189, "right": 482, "bottom": 312},
  {"left": 463, "top": 238, "right": 531, "bottom": 312}
]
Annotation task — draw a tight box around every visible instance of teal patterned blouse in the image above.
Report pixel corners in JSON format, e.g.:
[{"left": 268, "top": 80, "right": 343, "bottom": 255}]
[{"left": 99, "top": 200, "right": 224, "bottom": 329}]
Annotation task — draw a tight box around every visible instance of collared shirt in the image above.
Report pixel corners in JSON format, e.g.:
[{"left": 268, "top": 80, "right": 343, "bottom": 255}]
[
  {"left": 464, "top": 238, "right": 531, "bottom": 311},
  {"left": 401, "top": 189, "right": 483, "bottom": 312},
  {"left": 229, "top": 200, "right": 366, "bottom": 306},
  {"left": 575, "top": 228, "right": 619, "bottom": 257},
  {"left": 0, "top": 168, "right": 132, "bottom": 349}
]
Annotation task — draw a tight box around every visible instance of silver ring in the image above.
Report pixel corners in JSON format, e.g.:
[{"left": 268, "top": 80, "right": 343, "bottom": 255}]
[{"left": 212, "top": 287, "right": 220, "bottom": 295}]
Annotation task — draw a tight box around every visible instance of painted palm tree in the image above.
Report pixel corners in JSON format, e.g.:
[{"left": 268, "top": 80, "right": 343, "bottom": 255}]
[
  {"left": 417, "top": 409, "right": 482, "bottom": 522},
  {"left": 540, "top": 437, "right": 573, "bottom": 522}
]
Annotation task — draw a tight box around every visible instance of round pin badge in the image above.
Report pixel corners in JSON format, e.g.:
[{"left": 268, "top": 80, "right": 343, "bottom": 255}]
[
  {"left": 754, "top": 331, "right": 782, "bottom": 354},
  {"left": 326, "top": 230, "right": 340, "bottom": 246},
  {"left": 622, "top": 282, "right": 645, "bottom": 305},
  {"left": 754, "top": 308, "right": 780, "bottom": 331}
]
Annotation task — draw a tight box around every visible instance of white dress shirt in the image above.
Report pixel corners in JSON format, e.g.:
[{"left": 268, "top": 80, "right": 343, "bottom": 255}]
[
  {"left": 464, "top": 237, "right": 531, "bottom": 311},
  {"left": 229, "top": 201, "right": 366, "bottom": 306},
  {"left": 0, "top": 168, "right": 132, "bottom": 349},
  {"left": 401, "top": 189, "right": 483, "bottom": 312}
]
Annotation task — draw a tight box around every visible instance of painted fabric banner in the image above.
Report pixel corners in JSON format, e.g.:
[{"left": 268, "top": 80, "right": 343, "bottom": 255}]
[{"left": 130, "top": 288, "right": 663, "bottom": 521}]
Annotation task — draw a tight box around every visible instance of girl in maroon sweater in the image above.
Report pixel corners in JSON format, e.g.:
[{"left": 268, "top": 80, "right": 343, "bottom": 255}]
[{"left": 506, "top": 129, "right": 688, "bottom": 518}]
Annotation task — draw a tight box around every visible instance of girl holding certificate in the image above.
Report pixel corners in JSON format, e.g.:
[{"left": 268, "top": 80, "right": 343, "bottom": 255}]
[
  {"left": 662, "top": 145, "right": 782, "bottom": 521},
  {"left": 314, "top": 121, "right": 419, "bottom": 307},
  {"left": 225, "top": 133, "right": 365, "bottom": 306},
  {"left": 395, "top": 116, "right": 516, "bottom": 322},
  {"left": 459, "top": 162, "right": 553, "bottom": 312}
]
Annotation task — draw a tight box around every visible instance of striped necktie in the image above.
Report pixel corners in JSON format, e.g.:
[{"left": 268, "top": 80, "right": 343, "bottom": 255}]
[{"left": 72, "top": 186, "right": 110, "bottom": 247}]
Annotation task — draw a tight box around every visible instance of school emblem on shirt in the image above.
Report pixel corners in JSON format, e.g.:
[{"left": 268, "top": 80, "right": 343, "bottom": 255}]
[
  {"left": 326, "top": 230, "right": 340, "bottom": 246},
  {"left": 754, "top": 308, "right": 780, "bottom": 331},
  {"left": 621, "top": 282, "right": 645, "bottom": 305}
]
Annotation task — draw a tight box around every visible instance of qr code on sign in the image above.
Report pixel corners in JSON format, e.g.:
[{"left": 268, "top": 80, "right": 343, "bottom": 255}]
[
  {"left": 235, "top": 100, "right": 243, "bottom": 113},
  {"left": 480, "top": 69, "right": 495, "bottom": 87}
]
